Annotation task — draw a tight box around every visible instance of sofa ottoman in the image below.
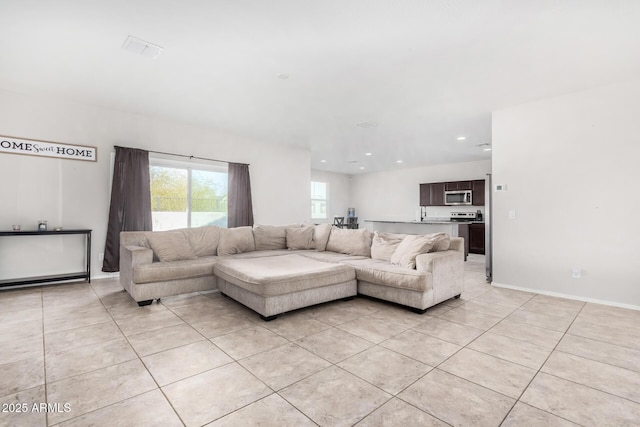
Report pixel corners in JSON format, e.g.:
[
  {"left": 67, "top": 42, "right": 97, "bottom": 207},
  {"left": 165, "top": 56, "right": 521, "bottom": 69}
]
[{"left": 213, "top": 254, "right": 357, "bottom": 320}]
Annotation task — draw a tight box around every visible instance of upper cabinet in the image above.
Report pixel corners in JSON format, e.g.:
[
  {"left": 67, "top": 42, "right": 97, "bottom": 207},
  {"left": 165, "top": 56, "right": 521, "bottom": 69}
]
[
  {"left": 472, "top": 180, "right": 485, "bottom": 206},
  {"left": 420, "top": 179, "right": 485, "bottom": 206},
  {"left": 419, "top": 183, "right": 445, "bottom": 206},
  {"left": 445, "top": 181, "right": 472, "bottom": 191},
  {"left": 430, "top": 183, "right": 445, "bottom": 206}
]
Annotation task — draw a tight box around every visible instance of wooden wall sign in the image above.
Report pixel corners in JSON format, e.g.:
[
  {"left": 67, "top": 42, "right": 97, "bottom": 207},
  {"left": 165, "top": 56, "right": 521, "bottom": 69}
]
[{"left": 0, "top": 135, "right": 97, "bottom": 162}]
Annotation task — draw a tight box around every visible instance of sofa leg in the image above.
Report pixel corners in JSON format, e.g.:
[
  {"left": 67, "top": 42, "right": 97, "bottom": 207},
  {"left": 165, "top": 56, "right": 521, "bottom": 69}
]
[
  {"left": 260, "top": 314, "right": 278, "bottom": 322},
  {"left": 137, "top": 300, "right": 153, "bottom": 306},
  {"left": 410, "top": 307, "right": 428, "bottom": 314},
  {"left": 454, "top": 294, "right": 461, "bottom": 299}
]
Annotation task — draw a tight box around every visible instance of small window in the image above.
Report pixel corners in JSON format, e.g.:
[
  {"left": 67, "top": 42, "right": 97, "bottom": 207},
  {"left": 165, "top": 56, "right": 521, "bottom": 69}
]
[
  {"left": 311, "top": 181, "right": 327, "bottom": 220},
  {"left": 150, "top": 158, "right": 228, "bottom": 231}
]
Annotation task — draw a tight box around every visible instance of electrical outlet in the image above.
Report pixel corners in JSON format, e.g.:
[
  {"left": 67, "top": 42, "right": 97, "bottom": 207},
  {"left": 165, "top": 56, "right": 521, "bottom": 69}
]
[
  {"left": 508, "top": 210, "right": 517, "bottom": 220},
  {"left": 572, "top": 267, "right": 582, "bottom": 279},
  {"left": 98, "top": 252, "right": 104, "bottom": 262}
]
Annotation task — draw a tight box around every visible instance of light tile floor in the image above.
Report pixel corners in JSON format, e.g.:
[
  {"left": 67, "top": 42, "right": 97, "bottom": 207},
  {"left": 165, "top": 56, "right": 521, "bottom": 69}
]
[{"left": 1, "top": 254, "right": 640, "bottom": 426}]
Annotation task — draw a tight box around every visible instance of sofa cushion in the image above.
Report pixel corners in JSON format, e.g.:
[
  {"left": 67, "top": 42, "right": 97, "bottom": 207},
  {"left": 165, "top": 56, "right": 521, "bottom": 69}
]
[
  {"left": 133, "top": 257, "right": 217, "bottom": 284},
  {"left": 341, "top": 258, "right": 430, "bottom": 292},
  {"left": 218, "top": 227, "right": 256, "bottom": 256},
  {"left": 146, "top": 231, "right": 198, "bottom": 262},
  {"left": 371, "top": 231, "right": 406, "bottom": 262},
  {"left": 218, "top": 249, "right": 291, "bottom": 259},
  {"left": 297, "top": 250, "right": 367, "bottom": 264},
  {"left": 214, "top": 254, "right": 355, "bottom": 297},
  {"left": 286, "top": 226, "right": 315, "bottom": 250},
  {"left": 253, "top": 224, "right": 291, "bottom": 251},
  {"left": 182, "top": 226, "right": 221, "bottom": 257},
  {"left": 312, "top": 223, "right": 332, "bottom": 251},
  {"left": 390, "top": 235, "right": 438, "bottom": 269},
  {"left": 425, "top": 232, "right": 451, "bottom": 252},
  {"left": 325, "top": 227, "right": 373, "bottom": 257}
]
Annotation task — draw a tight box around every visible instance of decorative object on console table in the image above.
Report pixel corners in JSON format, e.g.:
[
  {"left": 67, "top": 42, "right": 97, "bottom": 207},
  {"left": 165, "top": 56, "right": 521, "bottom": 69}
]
[
  {"left": 38, "top": 220, "right": 47, "bottom": 231},
  {"left": 346, "top": 217, "right": 358, "bottom": 229}
]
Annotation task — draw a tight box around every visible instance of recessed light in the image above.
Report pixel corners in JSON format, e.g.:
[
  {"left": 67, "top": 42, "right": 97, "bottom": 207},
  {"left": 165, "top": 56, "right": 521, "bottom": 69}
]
[
  {"left": 396, "top": 160, "right": 403, "bottom": 163},
  {"left": 483, "top": 147, "right": 492, "bottom": 151},
  {"left": 365, "top": 152, "right": 372, "bottom": 156},
  {"left": 457, "top": 136, "right": 466, "bottom": 141},
  {"left": 320, "top": 160, "right": 327, "bottom": 163},
  {"left": 359, "top": 166, "right": 365, "bottom": 170},
  {"left": 277, "top": 73, "right": 290, "bottom": 80}
]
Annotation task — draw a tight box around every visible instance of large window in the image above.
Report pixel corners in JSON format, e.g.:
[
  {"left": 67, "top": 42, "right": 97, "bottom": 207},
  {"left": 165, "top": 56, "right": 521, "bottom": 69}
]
[
  {"left": 150, "top": 158, "right": 228, "bottom": 231},
  {"left": 311, "top": 181, "right": 327, "bottom": 220}
]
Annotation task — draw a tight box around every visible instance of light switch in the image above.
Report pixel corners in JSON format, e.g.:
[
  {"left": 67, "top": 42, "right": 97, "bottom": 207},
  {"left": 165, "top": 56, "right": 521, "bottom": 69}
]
[{"left": 508, "top": 210, "right": 516, "bottom": 220}]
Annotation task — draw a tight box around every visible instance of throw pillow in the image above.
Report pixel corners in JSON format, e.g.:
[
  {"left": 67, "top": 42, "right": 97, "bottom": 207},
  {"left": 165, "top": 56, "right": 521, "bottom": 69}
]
[
  {"left": 253, "top": 224, "right": 289, "bottom": 251},
  {"left": 424, "top": 232, "right": 451, "bottom": 252},
  {"left": 390, "top": 235, "right": 438, "bottom": 269},
  {"left": 217, "top": 226, "right": 256, "bottom": 256},
  {"left": 286, "top": 226, "right": 315, "bottom": 249},
  {"left": 182, "top": 226, "right": 221, "bottom": 257},
  {"left": 146, "top": 231, "right": 198, "bottom": 262},
  {"left": 371, "top": 231, "right": 406, "bottom": 262},
  {"left": 312, "top": 223, "right": 332, "bottom": 251},
  {"left": 325, "top": 227, "right": 373, "bottom": 257}
]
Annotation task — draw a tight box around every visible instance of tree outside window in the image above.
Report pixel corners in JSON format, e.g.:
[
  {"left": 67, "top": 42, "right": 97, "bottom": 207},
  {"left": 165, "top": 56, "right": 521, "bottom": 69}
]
[{"left": 150, "top": 162, "right": 228, "bottom": 231}]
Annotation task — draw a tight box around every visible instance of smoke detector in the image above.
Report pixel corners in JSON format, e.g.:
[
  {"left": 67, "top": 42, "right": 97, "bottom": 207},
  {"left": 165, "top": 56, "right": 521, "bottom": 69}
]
[{"left": 122, "top": 36, "right": 164, "bottom": 59}]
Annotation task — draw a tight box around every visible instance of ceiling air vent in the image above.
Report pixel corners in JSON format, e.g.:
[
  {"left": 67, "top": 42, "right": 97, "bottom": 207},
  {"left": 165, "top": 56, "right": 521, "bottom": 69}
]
[
  {"left": 356, "top": 121, "right": 378, "bottom": 128},
  {"left": 122, "top": 36, "right": 164, "bottom": 59}
]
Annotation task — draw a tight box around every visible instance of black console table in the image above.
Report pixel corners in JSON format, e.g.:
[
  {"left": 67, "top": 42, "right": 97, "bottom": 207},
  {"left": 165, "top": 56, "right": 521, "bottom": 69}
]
[{"left": 0, "top": 229, "right": 91, "bottom": 288}]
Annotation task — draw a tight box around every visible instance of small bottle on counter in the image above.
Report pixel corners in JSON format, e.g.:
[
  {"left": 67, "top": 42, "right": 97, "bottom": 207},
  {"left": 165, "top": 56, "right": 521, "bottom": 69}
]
[{"left": 38, "top": 220, "right": 47, "bottom": 231}]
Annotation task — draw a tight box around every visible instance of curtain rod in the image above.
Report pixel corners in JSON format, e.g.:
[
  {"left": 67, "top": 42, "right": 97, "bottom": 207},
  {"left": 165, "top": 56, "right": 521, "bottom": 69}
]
[{"left": 113, "top": 145, "right": 249, "bottom": 166}]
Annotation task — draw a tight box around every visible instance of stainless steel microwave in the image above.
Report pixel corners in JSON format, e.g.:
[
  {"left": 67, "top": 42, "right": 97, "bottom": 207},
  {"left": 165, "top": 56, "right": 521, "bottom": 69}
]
[{"left": 445, "top": 190, "right": 472, "bottom": 205}]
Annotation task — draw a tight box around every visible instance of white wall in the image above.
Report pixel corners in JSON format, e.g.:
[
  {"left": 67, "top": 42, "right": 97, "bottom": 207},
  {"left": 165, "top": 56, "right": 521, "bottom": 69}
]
[
  {"left": 0, "top": 89, "right": 310, "bottom": 281},
  {"left": 350, "top": 160, "right": 491, "bottom": 227},
  {"left": 492, "top": 78, "right": 640, "bottom": 308},
  {"left": 310, "top": 169, "right": 351, "bottom": 224}
]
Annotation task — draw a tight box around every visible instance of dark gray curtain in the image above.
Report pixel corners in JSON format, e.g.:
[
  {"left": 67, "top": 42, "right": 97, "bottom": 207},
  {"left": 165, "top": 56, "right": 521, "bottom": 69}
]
[
  {"left": 102, "top": 147, "right": 152, "bottom": 272},
  {"left": 227, "top": 162, "right": 254, "bottom": 228}
]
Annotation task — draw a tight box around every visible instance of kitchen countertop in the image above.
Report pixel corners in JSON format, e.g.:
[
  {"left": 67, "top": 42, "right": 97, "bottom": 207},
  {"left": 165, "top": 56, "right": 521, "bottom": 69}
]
[{"left": 364, "top": 220, "right": 485, "bottom": 224}]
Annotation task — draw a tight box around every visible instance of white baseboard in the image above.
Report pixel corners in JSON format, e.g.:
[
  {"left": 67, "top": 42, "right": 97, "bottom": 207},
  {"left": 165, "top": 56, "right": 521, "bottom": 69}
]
[
  {"left": 92, "top": 272, "right": 120, "bottom": 281},
  {"left": 491, "top": 282, "right": 640, "bottom": 312}
]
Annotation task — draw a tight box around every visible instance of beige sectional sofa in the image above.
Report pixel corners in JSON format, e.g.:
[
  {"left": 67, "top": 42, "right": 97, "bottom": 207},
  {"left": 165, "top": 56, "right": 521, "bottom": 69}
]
[{"left": 119, "top": 223, "right": 464, "bottom": 319}]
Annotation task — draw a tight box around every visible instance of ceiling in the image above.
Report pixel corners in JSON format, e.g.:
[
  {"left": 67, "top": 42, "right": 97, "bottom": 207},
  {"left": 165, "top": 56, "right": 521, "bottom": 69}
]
[{"left": 1, "top": 1, "right": 639, "bottom": 174}]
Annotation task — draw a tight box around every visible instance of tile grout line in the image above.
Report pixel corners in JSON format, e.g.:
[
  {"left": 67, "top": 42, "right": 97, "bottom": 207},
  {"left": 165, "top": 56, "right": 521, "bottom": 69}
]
[{"left": 495, "top": 300, "right": 589, "bottom": 427}]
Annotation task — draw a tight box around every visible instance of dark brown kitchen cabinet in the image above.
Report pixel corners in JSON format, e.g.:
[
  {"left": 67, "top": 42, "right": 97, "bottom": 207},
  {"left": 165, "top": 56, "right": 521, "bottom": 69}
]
[
  {"left": 419, "top": 184, "right": 429, "bottom": 206},
  {"left": 420, "top": 180, "right": 484, "bottom": 207},
  {"left": 469, "top": 223, "right": 485, "bottom": 254},
  {"left": 472, "top": 180, "right": 485, "bottom": 206},
  {"left": 457, "top": 224, "right": 470, "bottom": 260},
  {"left": 444, "top": 181, "right": 472, "bottom": 191},
  {"left": 419, "top": 183, "right": 445, "bottom": 206},
  {"left": 430, "top": 183, "right": 445, "bottom": 206}
]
